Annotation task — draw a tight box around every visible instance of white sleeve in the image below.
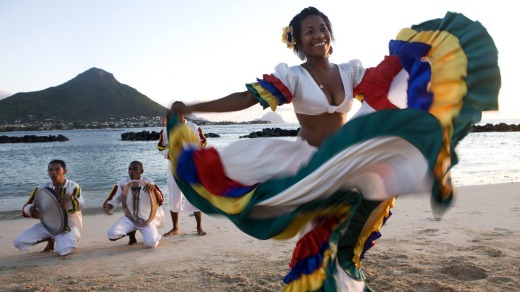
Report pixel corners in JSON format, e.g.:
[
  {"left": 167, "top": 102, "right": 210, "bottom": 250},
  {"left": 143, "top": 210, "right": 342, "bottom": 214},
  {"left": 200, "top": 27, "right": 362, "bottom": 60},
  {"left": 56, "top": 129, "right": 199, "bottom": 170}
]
[
  {"left": 23, "top": 204, "right": 33, "bottom": 216},
  {"left": 348, "top": 59, "right": 365, "bottom": 86},
  {"left": 273, "top": 63, "right": 298, "bottom": 94},
  {"left": 107, "top": 180, "right": 125, "bottom": 206},
  {"left": 143, "top": 177, "right": 155, "bottom": 185},
  {"left": 160, "top": 149, "right": 169, "bottom": 159}
]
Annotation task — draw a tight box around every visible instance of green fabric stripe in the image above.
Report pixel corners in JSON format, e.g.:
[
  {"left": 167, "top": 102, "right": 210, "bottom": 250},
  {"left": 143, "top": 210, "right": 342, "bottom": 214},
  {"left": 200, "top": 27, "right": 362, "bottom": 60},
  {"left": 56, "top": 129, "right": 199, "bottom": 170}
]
[
  {"left": 411, "top": 12, "right": 500, "bottom": 162},
  {"left": 176, "top": 107, "right": 443, "bottom": 290},
  {"left": 178, "top": 109, "right": 443, "bottom": 240},
  {"left": 166, "top": 111, "right": 187, "bottom": 136},
  {"left": 245, "top": 83, "right": 270, "bottom": 109},
  {"left": 337, "top": 199, "right": 383, "bottom": 278},
  {"left": 410, "top": 12, "right": 500, "bottom": 209},
  {"left": 254, "top": 109, "right": 442, "bottom": 203}
]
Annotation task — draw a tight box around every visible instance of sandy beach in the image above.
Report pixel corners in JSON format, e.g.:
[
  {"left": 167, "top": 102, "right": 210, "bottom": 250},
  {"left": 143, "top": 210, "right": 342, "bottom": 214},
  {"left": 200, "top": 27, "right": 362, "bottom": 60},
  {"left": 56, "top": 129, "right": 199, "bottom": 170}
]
[{"left": 1, "top": 183, "right": 518, "bottom": 291}]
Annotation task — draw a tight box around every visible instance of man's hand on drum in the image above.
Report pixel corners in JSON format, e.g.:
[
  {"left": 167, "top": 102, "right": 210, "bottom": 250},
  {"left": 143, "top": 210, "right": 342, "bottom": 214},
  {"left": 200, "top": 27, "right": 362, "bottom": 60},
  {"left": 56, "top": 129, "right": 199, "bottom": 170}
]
[
  {"left": 143, "top": 183, "right": 154, "bottom": 193},
  {"left": 103, "top": 203, "right": 114, "bottom": 215},
  {"left": 58, "top": 194, "right": 71, "bottom": 207},
  {"left": 29, "top": 206, "right": 40, "bottom": 219}
]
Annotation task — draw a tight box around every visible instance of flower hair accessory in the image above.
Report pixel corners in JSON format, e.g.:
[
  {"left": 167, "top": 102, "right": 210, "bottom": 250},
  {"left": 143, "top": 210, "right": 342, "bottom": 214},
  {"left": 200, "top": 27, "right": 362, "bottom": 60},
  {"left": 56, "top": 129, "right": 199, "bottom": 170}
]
[{"left": 282, "top": 26, "right": 296, "bottom": 49}]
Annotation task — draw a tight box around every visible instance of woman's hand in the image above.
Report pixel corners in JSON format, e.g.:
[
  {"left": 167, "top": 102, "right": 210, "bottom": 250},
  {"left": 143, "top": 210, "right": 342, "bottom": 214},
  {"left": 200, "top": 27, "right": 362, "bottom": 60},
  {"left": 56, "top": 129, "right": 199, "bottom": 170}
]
[{"left": 170, "top": 101, "right": 191, "bottom": 114}]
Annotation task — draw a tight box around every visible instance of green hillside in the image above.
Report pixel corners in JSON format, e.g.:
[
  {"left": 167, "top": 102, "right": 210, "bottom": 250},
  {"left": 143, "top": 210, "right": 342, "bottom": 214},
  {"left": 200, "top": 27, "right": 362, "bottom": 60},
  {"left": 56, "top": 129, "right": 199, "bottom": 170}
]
[{"left": 0, "top": 68, "right": 167, "bottom": 124}]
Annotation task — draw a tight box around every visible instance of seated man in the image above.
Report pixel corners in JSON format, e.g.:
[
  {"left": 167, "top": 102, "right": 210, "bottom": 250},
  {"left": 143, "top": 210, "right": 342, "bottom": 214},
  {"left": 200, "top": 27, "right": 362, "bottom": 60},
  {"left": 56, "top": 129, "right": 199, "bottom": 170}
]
[
  {"left": 103, "top": 161, "right": 165, "bottom": 248},
  {"left": 13, "top": 159, "right": 83, "bottom": 257}
]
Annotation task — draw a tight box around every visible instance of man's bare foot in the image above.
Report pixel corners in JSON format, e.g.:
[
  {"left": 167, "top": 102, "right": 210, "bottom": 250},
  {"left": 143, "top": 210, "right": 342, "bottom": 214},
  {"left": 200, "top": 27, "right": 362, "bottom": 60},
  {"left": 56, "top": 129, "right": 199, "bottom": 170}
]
[
  {"left": 41, "top": 239, "right": 54, "bottom": 252},
  {"left": 163, "top": 228, "right": 180, "bottom": 237},
  {"left": 197, "top": 228, "right": 207, "bottom": 236},
  {"left": 128, "top": 231, "right": 137, "bottom": 245}
]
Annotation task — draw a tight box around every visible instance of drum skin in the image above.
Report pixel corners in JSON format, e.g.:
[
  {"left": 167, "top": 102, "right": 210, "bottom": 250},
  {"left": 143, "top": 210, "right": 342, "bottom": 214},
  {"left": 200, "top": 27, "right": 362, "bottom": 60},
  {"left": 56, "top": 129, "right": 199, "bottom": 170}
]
[
  {"left": 121, "top": 180, "right": 158, "bottom": 227},
  {"left": 34, "top": 187, "right": 68, "bottom": 235}
]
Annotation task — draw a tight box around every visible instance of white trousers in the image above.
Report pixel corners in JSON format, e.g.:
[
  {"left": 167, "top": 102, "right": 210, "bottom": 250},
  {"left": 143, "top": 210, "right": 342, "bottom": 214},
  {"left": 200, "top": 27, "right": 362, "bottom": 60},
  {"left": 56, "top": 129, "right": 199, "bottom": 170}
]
[
  {"left": 107, "top": 216, "right": 161, "bottom": 248},
  {"left": 13, "top": 222, "right": 79, "bottom": 256},
  {"left": 167, "top": 163, "right": 199, "bottom": 213}
]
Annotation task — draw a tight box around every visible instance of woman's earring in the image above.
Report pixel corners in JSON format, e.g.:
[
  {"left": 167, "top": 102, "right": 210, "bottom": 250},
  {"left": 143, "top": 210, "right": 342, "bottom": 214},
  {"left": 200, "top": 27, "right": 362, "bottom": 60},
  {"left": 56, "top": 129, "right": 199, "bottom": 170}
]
[
  {"left": 329, "top": 46, "right": 333, "bottom": 56},
  {"left": 298, "top": 50, "right": 306, "bottom": 61}
]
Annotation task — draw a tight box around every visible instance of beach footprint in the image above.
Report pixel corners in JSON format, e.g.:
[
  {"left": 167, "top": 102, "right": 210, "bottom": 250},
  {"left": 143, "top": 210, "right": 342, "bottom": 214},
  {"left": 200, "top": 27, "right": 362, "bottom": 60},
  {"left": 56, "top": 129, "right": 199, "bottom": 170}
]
[
  {"left": 440, "top": 261, "right": 488, "bottom": 281},
  {"left": 417, "top": 228, "right": 439, "bottom": 236}
]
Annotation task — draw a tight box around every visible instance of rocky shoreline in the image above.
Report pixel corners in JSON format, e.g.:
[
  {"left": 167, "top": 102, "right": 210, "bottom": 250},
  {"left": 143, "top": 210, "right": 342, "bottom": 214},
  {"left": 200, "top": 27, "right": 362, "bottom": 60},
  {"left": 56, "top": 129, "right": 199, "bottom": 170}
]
[
  {"left": 471, "top": 123, "right": 520, "bottom": 132},
  {"left": 0, "top": 134, "right": 69, "bottom": 143},
  {"left": 120, "top": 130, "right": 221, "bottom": 141},
  {"left": 239, "top": 127, "right": 300, "bottom": 138},
  {"left": 117, "top": 123, "right": 519, "bottom": 141},
  {"left": 1, "top": 123, "right": 518, "bottom": 143}
]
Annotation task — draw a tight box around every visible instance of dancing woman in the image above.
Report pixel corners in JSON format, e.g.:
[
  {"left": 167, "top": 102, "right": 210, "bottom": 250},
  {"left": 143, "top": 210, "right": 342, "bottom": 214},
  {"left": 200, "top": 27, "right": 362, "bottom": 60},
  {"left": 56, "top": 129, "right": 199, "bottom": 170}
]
[{"left": 168, "top": 7, "right": 500, "bottom": 291}]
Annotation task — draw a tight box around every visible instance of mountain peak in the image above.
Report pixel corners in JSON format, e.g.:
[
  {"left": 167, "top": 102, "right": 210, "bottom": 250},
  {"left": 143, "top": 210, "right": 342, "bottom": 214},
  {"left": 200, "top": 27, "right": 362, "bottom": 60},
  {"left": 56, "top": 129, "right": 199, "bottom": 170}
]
[
  {"left": 0, "top": 67, "right": 167, "bottom": 124},
  {"left": 255, "top": 112, "right": 285, "bottom": 123},
  {"left": 64, "top": 67, "right": 119, "bottom": 86}
]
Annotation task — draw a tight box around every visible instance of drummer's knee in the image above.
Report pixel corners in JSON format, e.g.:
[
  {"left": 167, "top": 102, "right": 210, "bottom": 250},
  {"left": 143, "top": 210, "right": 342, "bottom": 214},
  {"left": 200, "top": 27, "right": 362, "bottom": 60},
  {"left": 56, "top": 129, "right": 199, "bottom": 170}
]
[
  {"left": 143, "top": 238, "right": 159, "bottom": 248},
  {"left": 12, "top": 236, "right": 25, "bottom": 250}
]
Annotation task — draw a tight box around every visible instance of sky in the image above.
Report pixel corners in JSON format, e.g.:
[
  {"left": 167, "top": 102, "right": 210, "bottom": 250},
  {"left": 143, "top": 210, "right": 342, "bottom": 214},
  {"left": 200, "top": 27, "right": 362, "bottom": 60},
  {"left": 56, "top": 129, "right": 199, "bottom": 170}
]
[{"left": 1, "top": 0, "right": 518, "bottom": 123}]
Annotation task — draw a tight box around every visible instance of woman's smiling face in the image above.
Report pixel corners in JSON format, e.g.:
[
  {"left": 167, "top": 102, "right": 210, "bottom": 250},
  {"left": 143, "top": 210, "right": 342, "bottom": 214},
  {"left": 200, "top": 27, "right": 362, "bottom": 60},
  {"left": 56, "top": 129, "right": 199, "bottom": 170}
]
[{"left": 298, "top": 15, "right": 332, "bottom": 59}]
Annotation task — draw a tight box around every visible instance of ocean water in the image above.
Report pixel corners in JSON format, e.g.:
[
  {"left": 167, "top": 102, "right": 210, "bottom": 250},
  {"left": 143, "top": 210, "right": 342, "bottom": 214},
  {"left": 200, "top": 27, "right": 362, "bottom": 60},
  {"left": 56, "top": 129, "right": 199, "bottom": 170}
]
[{"left": 1, "top": 121, "right": 519, "bottom": 218}]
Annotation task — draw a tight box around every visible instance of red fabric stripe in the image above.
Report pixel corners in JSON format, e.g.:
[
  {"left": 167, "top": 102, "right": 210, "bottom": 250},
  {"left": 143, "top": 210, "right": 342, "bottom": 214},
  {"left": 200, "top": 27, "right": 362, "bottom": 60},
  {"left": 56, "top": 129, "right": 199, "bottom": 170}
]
[
  {"left": 289, "top": 219, "right": 336, "bottom": 268},
  {"left": 197, "top": 128, "right": 207, "bottom": 147},
  {"left": 354, "top": 55, "right": 402, "bottom": 110},
  {"left": 22, "top": 189, "right": 38, "bottom": 218},
  {"left": 192, "top": 148, "right": 250, "bottom": 195},
  {"left": 263, "top": 74, "right": 293, "bottom": 103},
  {"left": 153, "top": 185, "right": 164, "bottom": 205},
  {"left": 157, "top": 129, "right": 167, "bottom": 150},
  {"left": 103, "top": 185, "right": 119, "bottom": 205}
]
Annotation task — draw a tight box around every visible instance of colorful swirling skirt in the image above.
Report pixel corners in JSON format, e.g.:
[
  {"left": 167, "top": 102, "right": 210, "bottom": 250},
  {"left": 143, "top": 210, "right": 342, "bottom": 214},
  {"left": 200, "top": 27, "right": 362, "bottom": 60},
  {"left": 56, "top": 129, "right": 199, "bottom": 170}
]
[{"left": 166, "top": 12, "right": 500, "bottom": 292}]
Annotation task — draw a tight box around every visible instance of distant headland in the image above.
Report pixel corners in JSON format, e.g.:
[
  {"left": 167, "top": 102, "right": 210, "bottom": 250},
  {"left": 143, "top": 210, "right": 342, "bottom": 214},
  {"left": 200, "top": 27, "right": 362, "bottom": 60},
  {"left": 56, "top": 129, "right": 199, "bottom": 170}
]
[{"left": 0, "top": 67, "right": 280, "bottom": 133}]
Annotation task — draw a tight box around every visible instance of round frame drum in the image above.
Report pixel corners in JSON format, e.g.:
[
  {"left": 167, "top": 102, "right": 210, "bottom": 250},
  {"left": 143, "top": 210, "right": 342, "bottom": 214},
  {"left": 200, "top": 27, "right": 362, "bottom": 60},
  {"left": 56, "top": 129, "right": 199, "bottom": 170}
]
[
  {"left": 34, "top": 187, "right": 68, "bottom": 235},
  {"left": 121, "top": 180, "right": 158, "bottom": 227}
]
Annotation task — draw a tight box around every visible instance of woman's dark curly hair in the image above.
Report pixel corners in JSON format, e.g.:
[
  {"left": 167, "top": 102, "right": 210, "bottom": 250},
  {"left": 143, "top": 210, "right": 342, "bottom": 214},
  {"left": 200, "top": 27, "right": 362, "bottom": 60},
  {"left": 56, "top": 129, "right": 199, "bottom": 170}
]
[{"left": 288, "top": 7, "right": 335, "bottom": 56}]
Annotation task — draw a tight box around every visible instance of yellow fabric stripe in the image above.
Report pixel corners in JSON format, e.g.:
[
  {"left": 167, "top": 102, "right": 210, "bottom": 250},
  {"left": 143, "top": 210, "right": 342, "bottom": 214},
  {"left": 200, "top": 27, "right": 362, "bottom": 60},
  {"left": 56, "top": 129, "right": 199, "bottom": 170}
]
[
  {"left": 68, "top": 187, "right": 81, "bottom": 214},
  {"left": 169, "top": 123, "right": 256, "bottom": 214},
  {"left": 354, "top": 94, "right": 365, "bottom": 102},
  {"left": 273, "top": 205, "right": 352, "bottom": 240},
  {"left": 168, "top": 124, "right": 199, "bottom": 176},
  {"left": 433, "top": 127, "right": 455, "bottom": 201},
  {"left": 396, "top": 28, "right": 464, "bottom": 201},
  {"left": 352, "top": 198, "right": 395, "bottom": 268},
  {"left": 191, "top": 184, "right": 255, "bottom": 215},
  {"left": 251, "top": 82, "right": 280, "bottom": 111},
  {"left": 281, "top": 248, "right": 333, "bottom": 292},
  {"left": 25, "top": 188, "right": 38, "bottom": 205},
  {"left": 395, "top": 29, "right": 467, "bottom": 127}
]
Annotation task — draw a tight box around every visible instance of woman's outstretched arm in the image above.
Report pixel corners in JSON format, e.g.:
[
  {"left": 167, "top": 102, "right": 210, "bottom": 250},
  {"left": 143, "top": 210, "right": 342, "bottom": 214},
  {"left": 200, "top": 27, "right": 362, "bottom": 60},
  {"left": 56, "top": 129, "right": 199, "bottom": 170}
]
[{"left": 172, "top": 91, "right": 258, "bottom": 114}]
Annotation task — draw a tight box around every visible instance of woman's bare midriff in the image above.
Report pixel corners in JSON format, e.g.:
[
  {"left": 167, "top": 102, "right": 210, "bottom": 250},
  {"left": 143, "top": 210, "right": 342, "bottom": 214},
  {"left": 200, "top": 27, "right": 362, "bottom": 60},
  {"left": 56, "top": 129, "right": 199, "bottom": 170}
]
[{"left": 296, "top": 112, "right": 346, "bottom": 147}]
